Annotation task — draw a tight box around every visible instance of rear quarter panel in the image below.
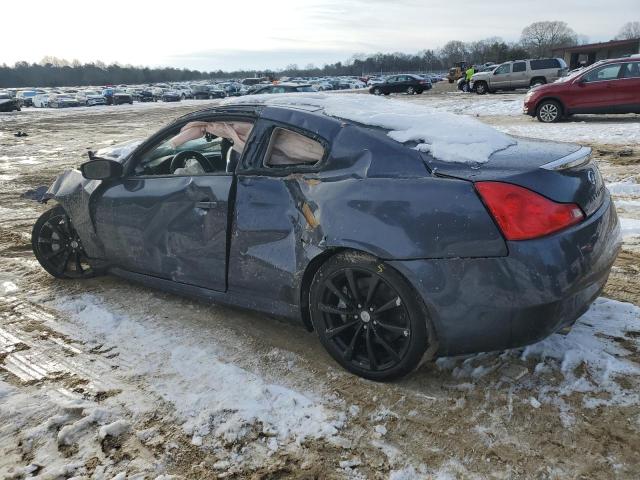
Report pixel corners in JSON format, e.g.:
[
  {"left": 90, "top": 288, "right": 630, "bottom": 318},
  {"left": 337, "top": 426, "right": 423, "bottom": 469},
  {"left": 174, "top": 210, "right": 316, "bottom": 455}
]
[{"left": 227, "top": 173, "right": 506, "bottom": 310}]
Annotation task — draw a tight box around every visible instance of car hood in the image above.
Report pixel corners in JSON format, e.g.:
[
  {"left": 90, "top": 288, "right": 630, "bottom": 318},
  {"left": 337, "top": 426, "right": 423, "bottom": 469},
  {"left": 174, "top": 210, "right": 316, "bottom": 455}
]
[
  {"left": 95, "top": 139, "right": 143, "bottom": 162},
  {"left": 471, "top": 71, "right": 490, "bottom": 81}
]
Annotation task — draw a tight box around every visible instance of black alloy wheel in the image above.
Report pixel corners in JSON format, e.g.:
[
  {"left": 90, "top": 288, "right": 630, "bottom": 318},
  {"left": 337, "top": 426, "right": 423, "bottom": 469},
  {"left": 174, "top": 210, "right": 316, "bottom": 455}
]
[
  {"left": 32, "top": 205, "right": 94, "bottom": 279},
  {"left": 310, "top": 252, "right": 432, "bottom": 381}
]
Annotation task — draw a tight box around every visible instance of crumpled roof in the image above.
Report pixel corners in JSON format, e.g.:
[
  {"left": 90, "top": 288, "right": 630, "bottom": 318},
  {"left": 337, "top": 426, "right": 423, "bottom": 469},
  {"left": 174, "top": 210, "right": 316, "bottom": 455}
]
[{"left": 223, "top": 93, "right": 516, "bottom": 164}]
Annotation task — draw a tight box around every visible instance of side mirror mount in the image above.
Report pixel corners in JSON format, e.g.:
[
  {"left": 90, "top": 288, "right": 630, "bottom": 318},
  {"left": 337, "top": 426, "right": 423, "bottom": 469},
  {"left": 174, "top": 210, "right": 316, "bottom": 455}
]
[{"left": 80, "top": 157, "right": 123, "bottom": 180}]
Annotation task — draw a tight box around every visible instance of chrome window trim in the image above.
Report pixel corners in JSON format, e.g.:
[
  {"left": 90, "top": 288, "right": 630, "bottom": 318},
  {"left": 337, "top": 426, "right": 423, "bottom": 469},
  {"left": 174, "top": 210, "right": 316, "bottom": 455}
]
[{"left": 540, "top": 146, "right": 592, "bottom": 170}]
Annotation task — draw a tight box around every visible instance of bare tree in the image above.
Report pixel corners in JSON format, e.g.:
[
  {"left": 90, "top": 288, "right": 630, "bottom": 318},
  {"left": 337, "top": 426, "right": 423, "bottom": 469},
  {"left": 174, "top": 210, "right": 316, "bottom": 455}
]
[
  {"left": 520, "top": 21, "right": 578, "bottom": 58},
  {"left": 615, "top": 21, "right": 640, "bottom": 40},
  {"left": 439, "top": 40, "right": 469, "bottom": 67}
]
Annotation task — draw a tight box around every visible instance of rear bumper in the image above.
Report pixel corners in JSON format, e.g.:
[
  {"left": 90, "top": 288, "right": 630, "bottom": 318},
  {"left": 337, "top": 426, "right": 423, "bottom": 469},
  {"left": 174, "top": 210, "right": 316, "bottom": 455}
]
[{"left": 389, "top": 193, "right": 621, "bottom": 356}]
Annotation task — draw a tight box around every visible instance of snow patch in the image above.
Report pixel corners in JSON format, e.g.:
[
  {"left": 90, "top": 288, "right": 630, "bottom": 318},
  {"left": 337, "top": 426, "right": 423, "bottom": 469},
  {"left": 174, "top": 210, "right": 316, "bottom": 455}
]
[
  {"left": 608, "top": 179, "right": 640, "bottom": 196},
  {"left": 224, "top": 93, "right": 516, "bottom": 164},
  {"left": 50, "top": 294, "right": 343, "bottom": 447},
  {"left": 522, "top": 298, "right": 640, "bottom": 407},
  {"left": 620, "top": 217, "right": 640, "bottom": 238}
]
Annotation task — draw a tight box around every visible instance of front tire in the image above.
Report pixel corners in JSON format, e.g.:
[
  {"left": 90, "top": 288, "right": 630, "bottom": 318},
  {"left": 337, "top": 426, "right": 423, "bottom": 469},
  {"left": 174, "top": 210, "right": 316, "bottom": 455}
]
[
  {"left": 475, "top": 81, "right": 488, "bottom": 95},
  {"left": 536, "top": 100, "right": 562, "bottom": 123},
  {"left": 373, "top": 87, "right": 382, "bottom": 95},
  {"left": 310, "top": 252, "right": 433, "bottom": 381},
  {"left": 32, "top": 205, "right": 95, "bottom": 279},
  {"left": 406, "top": 86, "right": 415, "bottom": 95}
]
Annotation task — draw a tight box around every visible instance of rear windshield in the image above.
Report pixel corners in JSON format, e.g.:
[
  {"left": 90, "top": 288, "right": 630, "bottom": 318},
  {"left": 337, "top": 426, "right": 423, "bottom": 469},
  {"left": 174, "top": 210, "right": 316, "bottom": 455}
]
[{"left": 530, "top": 59, "right": 561, "bottom": 70}]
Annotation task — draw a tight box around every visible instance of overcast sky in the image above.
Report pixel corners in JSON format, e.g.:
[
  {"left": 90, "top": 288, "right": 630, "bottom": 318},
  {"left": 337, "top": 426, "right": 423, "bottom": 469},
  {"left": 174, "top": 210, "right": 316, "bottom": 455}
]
[{"left": 2, "top": 0, "right": 636, "bottom": 71}]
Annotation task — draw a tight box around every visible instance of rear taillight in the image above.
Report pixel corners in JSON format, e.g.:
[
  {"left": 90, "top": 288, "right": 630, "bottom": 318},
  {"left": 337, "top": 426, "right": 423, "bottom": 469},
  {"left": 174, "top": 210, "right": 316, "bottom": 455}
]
[{"left": 475, "top": 181, "right": 584, "bottom": 241}]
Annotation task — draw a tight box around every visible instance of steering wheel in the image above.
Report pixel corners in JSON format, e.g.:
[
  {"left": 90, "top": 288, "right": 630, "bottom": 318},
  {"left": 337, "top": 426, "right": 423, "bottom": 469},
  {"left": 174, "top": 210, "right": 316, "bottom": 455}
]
[{"left": 169, "top": 150, "right": 213, "bottom": 174}]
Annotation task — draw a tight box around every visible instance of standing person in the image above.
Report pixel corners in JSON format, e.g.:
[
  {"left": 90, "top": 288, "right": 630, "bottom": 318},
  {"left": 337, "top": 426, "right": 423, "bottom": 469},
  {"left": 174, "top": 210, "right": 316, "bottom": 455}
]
[{"left": 464, "top": 65, "right": 475, "bottom": 92}]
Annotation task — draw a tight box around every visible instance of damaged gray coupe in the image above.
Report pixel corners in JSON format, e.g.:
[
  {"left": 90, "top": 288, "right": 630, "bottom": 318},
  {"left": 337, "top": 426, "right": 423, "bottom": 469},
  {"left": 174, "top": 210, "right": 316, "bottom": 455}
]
[{"left": 32, "top": 96, "right": 621, "bottom": 380}]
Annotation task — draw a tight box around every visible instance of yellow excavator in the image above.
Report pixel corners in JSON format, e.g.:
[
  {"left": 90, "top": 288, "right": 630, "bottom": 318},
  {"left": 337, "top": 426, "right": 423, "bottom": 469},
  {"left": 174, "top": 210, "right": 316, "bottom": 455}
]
[{"left": 447, "top": 62, "right": 468, "bottom": 83}]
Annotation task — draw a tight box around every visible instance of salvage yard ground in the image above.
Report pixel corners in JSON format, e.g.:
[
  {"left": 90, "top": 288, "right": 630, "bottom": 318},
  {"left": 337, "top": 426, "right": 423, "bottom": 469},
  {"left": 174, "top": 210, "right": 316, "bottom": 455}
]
[{"left": 1, "top": 86, "right": 639, "bottom": 479}]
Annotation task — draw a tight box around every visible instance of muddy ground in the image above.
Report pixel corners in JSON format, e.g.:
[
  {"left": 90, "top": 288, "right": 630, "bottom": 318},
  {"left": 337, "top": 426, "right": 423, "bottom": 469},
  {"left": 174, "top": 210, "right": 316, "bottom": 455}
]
[{"left": 1, "top": 93, "right": 639, "bottom": 479}]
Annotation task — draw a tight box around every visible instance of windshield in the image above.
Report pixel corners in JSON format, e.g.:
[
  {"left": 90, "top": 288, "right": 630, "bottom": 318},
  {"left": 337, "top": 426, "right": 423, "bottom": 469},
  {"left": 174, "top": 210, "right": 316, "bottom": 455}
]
[{"left": 554, "top": 66, "right": 589, "bottom": 83}]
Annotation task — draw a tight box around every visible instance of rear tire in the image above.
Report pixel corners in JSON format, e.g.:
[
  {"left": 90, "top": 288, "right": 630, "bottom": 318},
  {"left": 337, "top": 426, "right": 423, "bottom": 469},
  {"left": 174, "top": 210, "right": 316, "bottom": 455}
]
[
  {"left": 406, "top": 86, "right": 415, "bottom": 95},
  {"left": 536, "top": 100, "right": 562, "bottom": 123},
  {"left": 310, "top": 251, "right": 433, "bottom": 381},
  {"left": 32, "top": 205, "right": 95, "bottom": 279},
  {"left": 373, "top": 87, "right": 382, "bottom": 95},
  {"left": 530, "top": 78, "right": 546, "bottom": 88}
]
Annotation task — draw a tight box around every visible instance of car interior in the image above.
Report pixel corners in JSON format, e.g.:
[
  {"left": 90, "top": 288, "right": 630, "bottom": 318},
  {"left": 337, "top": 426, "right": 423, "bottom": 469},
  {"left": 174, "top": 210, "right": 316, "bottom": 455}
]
[{"left": 133, "top": 121, "right": 254, "bottom": 176}]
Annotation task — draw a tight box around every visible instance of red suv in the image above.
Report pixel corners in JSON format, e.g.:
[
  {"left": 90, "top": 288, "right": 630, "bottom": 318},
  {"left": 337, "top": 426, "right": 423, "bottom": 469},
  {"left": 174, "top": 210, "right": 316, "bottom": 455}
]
[{"left": 524, "top": 56, "right": 640, "bottom": 122}]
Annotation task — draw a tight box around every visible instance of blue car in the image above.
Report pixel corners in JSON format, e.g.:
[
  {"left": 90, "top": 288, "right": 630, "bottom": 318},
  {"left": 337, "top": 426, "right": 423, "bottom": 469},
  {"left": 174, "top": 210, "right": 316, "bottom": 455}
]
[{"left": 30, "top": 96, "right": 620, "bottom": 380}]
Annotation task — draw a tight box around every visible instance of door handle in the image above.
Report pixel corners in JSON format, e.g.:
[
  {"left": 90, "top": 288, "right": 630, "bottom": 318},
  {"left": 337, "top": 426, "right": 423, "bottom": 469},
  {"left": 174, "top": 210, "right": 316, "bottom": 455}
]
[{"left": 195, "top": 201, "right": 218, "bottom": 209}]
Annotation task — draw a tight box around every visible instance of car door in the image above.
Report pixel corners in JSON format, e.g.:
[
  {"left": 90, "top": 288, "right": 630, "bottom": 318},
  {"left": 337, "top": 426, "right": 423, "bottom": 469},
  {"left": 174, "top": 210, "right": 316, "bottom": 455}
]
[
  {"left": 570, "top": 63, "right": 623, "bottom": 113},
  {"left": 92, "top": 119, "right": 253, "bottom": 291},
  {"left": 383, "top": 76, "right": 397, "bottom": 93},
  {"left": 491, "top": 63, "right": 512, "bottom": 89},
  {"left": 228, "top": 119, "right": 328, "bottom": 309},
  {"left": 510, "top": 61, "right": 528, "bottom": 88},
  {"left": 617, "top": 61, "right": 640, "bottom": 113}
]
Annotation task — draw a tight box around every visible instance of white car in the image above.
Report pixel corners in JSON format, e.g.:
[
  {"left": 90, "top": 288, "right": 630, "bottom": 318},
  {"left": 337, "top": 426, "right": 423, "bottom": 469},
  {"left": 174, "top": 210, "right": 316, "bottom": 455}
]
[
  {"left": 312, "top": 81, "right": 333, "bottom": 91},
  {"left": 32, "top": 94, "right": 50, "bottom": 108},
  {"left": 174, "top": 86, "right": 193, "bottom": 99},
  {"left": 77, "top": 90, "right": 106, "bottom": 106}
]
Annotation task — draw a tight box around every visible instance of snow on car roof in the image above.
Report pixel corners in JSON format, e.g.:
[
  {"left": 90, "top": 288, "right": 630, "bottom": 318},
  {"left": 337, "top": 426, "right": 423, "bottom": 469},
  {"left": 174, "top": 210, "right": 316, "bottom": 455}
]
[{"left": 223, "top": 93, "right": 516, "bottom": 164}]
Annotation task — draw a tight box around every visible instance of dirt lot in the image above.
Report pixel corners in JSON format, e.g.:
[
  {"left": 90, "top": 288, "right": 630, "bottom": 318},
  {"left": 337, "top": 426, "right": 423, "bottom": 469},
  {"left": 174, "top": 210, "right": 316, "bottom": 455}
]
[{"left": 1, "top": 93, "right": 639, "bottom": 480}]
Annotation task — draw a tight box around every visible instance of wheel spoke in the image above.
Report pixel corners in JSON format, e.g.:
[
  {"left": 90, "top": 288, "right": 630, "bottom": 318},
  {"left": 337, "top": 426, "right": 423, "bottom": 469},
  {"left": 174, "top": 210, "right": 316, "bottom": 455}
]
[
  {"left": 376, "top": 321, "right": 408, "bottom": 335},
  {"left": 75, "top": 252, "right": 83, "bottom": 274},
  {"left": 326, "top": 320, "right": 359, "bottom": 339},
  {"left": 343, "top": 323, "right": 363, "bottom": 361},
  {"left": 373, "top": 330, "right": 401, "bottom": 362},
  {"left": 364, "top": 275, "right": 380, "bottom": 308},
  {"left": 58, "top": 250, "right": 71, "bottom": 274},
  {"left": 44, "top": 248, "right": 65, "bottom": 260},
  {"left": 345, "top": 269, "right": 360, "bottom": 305},
  {"left": 319, "top": 303, "right": 354, "bottom": 315},
  {"left": 45, "top": 221, "right": 67, "bottom": 242},
  {"left": 365, "top": 327, "right": 378, "bottom": 370},
  {"left": 374, "top": 296, "right": 401, "bottom": 314},
  {"left": 326, "top": 279, "right": 354, "bottom": 308}
]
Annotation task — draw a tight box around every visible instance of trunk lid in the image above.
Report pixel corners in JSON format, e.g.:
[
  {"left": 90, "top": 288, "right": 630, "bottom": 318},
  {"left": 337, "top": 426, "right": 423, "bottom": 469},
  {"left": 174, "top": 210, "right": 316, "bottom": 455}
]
[{"left": 421, "top": 137, "right": 605, "bottom": 217}]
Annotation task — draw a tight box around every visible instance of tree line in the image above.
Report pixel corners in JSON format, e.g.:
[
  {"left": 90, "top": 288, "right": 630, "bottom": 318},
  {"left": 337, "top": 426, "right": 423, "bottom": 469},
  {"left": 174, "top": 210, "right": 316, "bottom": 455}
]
[{"left": 1, "top": 20, "right": 637, "bottom": 89}]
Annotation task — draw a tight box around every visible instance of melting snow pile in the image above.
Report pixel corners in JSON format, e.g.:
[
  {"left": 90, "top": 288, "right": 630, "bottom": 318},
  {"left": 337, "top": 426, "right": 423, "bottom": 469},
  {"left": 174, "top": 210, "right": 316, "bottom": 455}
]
[
  {"left": 50, "top": 294, "right": 343, "bottom": 446},
  {"left": 608, "top": 178, "right": 640, "bottom": 197},
  {"left": 620, "top": 217, "right": 640, "bottom": 238},
  {"left": 524, "top": 298, "right": 640, "bottom": 409},
  {"left": 224, "top": 93, "right": 516, "bottom": 164}
]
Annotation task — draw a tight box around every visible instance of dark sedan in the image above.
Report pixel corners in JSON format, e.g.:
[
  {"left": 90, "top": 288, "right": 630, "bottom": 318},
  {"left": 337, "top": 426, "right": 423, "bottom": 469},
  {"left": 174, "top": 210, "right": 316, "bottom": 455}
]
[
  {"left": 162, "top": 91, "right": 182, "bottom": 102},
  {"left": 369, "top": 74, "right": 432, "bottom": 95},
  {"left": 31, "top": 97, "right": 620, "bottom": 381},
  {"left": 0, "top": 92, "right": 21, "bottom": 112}
]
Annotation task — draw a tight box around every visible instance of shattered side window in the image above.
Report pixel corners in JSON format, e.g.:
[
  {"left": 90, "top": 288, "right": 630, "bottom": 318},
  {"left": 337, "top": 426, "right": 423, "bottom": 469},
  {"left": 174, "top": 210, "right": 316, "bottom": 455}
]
[{"left": 264, "top": 128, "right": 325, "bottom": 167}]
